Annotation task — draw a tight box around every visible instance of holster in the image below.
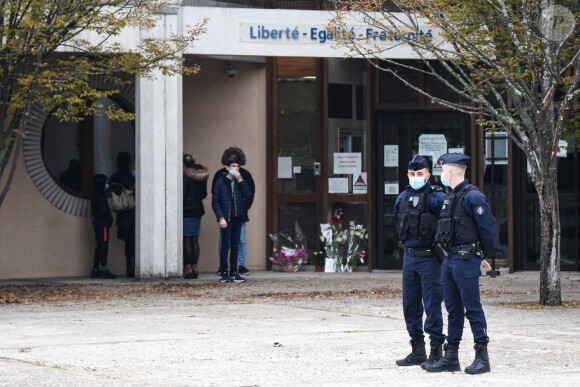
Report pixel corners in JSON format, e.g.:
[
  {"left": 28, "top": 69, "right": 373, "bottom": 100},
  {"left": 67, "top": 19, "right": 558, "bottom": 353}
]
[{"left": 434, "top": 243, "right": 448, "bottom": 263}]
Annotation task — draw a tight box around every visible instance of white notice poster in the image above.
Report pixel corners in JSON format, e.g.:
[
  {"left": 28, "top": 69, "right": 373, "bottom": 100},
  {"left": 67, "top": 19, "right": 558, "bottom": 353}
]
[
  {"left": 418, "top": 134, "right": 447, "bottom": 175},
  {"left": 277, "top": 157, "right": 292, "bottom": 179},
  {"left": 334, "top": 153, "right": 361, "bottom": 174},
  {"left": 328, "top": 178, "right": 349, "bottom": 193},
  {"left": 384, "top": 182, "right": 399, "bottom": 195},
  {"left": 384, "top": 145, "right": 398, "bottom": 167}
]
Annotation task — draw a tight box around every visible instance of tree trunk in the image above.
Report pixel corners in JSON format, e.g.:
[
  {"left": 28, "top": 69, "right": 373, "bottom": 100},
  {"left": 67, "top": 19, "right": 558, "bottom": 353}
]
[{"left": 537, "top": 169, "right": 562, "bottom": 306}]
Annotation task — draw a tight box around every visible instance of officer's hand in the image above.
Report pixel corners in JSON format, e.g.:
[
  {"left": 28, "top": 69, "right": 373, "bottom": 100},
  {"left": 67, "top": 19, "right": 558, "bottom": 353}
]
[
  {"left": 219, "top": 218, "right": 227, "bottom": 229},
  {"left": 481, "top": 259, "right": 491, "bottom": 269}
]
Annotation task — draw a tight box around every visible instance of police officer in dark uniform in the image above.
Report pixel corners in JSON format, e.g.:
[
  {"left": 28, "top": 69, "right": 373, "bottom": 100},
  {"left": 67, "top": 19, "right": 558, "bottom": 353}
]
[
  {"left": 425, "top": 153, "right": 495, "bottom": 375},
  {"left": 394, "top": 155, "right": 446, "bottom": 368}
]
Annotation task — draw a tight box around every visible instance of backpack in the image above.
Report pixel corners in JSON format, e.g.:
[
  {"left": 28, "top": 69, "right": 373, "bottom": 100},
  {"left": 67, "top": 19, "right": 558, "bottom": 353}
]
[{"left": 111, "top": 188, "right": 135, "bottom": 213}]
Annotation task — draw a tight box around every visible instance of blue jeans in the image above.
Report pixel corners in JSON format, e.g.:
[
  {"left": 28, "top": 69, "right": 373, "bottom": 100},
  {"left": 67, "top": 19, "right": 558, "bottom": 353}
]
[
  {"left": 219, "top": 222, "right": 246, "bottom": 266},
  {"left": 402, "top": 252, "right": 444, "bottom": 344},
  {"left": 219, "top": 218, "right": 243, "bottom": 275},
  {"left": 238, "top": 222, "right": 246, "bottom": 266},
  {"left": 442, "top": 254, "right": 488, "bottom": 347}
]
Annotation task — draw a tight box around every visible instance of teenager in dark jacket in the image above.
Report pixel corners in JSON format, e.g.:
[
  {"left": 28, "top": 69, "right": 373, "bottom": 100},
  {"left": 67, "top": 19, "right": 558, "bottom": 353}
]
[
  {"left": 90, "top": 174, "right": 116, "bottom": 279},
  {"left": 211, "top": 148, "right": 255, "bottom": 274},
  {"left": 110, "top": 152, "right": 136, "bottom": 278},
  {"left": 212, "top": 149, "right": 254, "bottom": 283},
  {"left": 183, "top": 153, "right": 209, "bottom": 279}
]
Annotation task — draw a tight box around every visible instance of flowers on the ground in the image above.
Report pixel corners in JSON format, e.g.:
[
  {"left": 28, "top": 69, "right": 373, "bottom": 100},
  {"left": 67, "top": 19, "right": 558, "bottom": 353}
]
[
  {"left": 268, "top": 221, "right": 308, "bottom": 272},
  {"left": 320, "top": 221, "right": 368, "bottom": 271},
  {"left": 312, "top": 251, "right": 326, "bottom": 266}
]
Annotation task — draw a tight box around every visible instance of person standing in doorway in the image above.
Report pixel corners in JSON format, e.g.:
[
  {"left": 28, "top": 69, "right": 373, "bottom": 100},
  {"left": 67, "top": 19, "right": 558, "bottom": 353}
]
[
  {"left": 211, "top": 147, "right": 255, "bottom": 275},
  {"left": 394, "top": 155, "right": 446, "bottom": 368},
  {"left": 212, "top": 148, "right": 254, "bottom": 283},
  {"left": 110, "top": 152, "right": 136, "bottom": 278},
  {"left": 90, "top": 174, "right": 116, "bottom": 279},
  {"left": 426, "top": 153, "right": 495, "bottom": 375},
  {"left": 183, "top": 153, "right": 208, "bottom": 279}
]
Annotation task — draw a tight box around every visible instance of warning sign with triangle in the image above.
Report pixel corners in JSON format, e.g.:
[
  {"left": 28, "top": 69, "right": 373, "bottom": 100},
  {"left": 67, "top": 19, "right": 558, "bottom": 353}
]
[{"left": 353, "top": 172, "right": 367, "bottom": 194}]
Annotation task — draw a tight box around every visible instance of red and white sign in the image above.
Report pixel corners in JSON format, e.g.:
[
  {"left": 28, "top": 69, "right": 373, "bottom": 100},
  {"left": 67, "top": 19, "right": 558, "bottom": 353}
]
[{"left": 334, "top": 152, "right": 361, "bottom": 175}]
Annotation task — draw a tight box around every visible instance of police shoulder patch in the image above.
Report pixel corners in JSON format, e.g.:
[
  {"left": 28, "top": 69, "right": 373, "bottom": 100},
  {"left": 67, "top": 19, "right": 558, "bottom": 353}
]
[{"left": 475, "top": 206, "right": 485, "bottom": 216}]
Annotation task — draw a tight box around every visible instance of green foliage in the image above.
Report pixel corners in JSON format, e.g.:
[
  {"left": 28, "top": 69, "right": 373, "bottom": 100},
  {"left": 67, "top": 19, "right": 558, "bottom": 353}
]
[{"left": 0, "top": 0, "right": 207, "bottom": 189}]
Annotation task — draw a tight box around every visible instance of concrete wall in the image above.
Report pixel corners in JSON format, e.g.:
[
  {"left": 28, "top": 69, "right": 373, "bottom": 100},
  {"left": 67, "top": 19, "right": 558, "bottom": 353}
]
[
  {"left": 0, "top": 156, "right": 127, "bottom": 280},
  {"left": 182, "top": 57, "right": 267, "bottom": 272}
]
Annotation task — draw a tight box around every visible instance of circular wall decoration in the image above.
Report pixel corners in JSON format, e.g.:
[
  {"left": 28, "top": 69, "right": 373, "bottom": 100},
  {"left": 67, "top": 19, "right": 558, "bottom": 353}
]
[{"left": 23, "top": 77, "right": 135, "bottom": 217}]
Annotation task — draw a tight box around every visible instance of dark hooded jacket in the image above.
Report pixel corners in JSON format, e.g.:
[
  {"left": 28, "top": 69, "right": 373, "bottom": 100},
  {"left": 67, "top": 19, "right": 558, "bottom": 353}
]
[
  {"left": 184, "top": 164, "right": 209, "bottom": 218},
  {"left": 91, "top": 174, "right": 113, "bottom": 229}
]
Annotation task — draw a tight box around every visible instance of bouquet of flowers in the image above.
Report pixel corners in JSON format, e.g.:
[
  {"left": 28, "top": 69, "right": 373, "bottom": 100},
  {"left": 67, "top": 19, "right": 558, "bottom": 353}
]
[
  {"left": 345, "top": 222, "right": 367, "bottom": 270},
  {"left": 268, "top": 221, "right": 308, "bottom": 272},
  {"left": 320, "top": 221, "right": 368, "bottom": 272}
]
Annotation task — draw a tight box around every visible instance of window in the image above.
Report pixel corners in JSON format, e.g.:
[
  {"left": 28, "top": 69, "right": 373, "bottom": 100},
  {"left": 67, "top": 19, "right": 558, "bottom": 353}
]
[{"left": 23, "top": 80, "right": 135, "bottom": 217}]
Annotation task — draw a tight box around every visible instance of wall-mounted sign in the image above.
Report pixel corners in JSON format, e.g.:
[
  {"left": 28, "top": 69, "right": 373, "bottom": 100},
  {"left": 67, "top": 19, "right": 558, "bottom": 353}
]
[{"left": 334, "top": 152, "right": 361, "bottom": 174}]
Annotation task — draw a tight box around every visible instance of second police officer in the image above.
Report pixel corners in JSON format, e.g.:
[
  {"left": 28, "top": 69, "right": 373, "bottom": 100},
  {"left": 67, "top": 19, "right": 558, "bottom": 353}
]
[
  {"left": 426, "top": 153, "right": 495, "bottom": 375},
  {"left": 394, "top": 155, "right": 446, "bottom": 369}
]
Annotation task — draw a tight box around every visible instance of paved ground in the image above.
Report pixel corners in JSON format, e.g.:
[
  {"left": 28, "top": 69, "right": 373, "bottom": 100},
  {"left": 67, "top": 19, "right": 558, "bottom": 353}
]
[{"left": 1, "top": 270, "right": 579, "bottom": 386}]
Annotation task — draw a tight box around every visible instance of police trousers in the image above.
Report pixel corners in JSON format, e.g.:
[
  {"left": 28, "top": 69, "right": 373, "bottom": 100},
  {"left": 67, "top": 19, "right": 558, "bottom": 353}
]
[
  {"left": 441, "top": 253, "right": 489, "bottom": 347},
  {"left": 402, "top": 252, "right": 445, "bottom": 344}
]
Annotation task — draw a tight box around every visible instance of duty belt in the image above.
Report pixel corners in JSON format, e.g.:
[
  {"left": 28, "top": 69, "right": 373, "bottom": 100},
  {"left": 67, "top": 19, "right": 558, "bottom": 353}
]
[
  {"left": 398, "top": 241, "right": 434, "bottom": 257},
  {"left": 449, "top": 242, "right": 483, "bottom": 258}
]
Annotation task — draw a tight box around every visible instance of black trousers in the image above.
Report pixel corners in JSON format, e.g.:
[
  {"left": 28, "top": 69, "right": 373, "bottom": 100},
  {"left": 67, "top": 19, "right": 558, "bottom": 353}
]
[{"left": 93, "top": 226, "right": 109, "bottom": 269}]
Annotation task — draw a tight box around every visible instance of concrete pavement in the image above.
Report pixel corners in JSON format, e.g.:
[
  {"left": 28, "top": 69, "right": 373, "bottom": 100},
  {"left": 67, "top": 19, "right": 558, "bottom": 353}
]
[{"left": 1, "top": 270, "right": 579, "bottom": 386}]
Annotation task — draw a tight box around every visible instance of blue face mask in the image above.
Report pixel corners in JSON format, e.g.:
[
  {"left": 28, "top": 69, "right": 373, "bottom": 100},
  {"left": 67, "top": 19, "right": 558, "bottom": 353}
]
[
  {"left": 409, "top": 176, "right": 426, "bottom": 190},
  {"left": 228, "top": 169, "right": 236, "bottom": 176},
  {"left": 105, "top": 184, "right": 110, "bottom": 191},
  {"left": 440, "top": 170, "right": 450, "bottom": 187}
]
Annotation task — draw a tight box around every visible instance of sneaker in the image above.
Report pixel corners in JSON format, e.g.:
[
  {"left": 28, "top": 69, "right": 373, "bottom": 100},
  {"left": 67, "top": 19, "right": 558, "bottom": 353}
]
[
  {"left": 220, "top": 273, "right": 231, "bottom": 283},
  {"left": 230, "top": 273, "right": 246, "bottom": 283},
  {"left": 100, "top": 270, "right": 117, "bottom": 279},
  {"left": 238, "top": 265, "right": 250, "bottom": 275},
  {"left": 90, "top": 269, "right": 101, "bottom": 279}
]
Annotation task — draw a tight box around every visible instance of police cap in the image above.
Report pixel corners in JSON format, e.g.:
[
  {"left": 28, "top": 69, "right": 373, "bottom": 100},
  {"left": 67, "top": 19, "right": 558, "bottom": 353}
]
[
  {"left": 439, "top": 153, "right": 470, "bottom": 166},
  {"left": 408, "top": 155, "right": 429, "bottom": 171}
]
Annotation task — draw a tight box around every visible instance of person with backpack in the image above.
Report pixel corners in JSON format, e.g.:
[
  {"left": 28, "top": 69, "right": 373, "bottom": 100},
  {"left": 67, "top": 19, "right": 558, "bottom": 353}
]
[{"left": 110, "top": 152, "right": 136, "bottom": 278}]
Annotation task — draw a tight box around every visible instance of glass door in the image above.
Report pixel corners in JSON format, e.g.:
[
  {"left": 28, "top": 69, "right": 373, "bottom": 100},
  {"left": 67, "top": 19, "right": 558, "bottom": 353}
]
[
  {"left": 273, "top": 58, "right": 322, "bottom": 250},
  {"left": 522, "top": 147, "right": 579, "bottom": 270},
  {"left": 375, "top": 111, "right": 471, "bottom": 269}
]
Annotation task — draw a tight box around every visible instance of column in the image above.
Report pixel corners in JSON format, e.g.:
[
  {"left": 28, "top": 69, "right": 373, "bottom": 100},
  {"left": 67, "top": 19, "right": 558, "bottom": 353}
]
[{"left": 135, "top": 6, "right": 183, "bottom": 278}]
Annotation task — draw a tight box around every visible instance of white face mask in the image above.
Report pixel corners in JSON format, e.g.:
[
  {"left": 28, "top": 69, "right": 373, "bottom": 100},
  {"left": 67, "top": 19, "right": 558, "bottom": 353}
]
[{"left": 409, "top": 176, "right": 427, "bottom": 190}]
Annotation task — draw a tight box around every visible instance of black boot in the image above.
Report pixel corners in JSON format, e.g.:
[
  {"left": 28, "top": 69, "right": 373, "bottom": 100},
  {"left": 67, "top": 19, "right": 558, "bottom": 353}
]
[
  {"left": 396, "top": 340, "right": 426, "bottom": 366},
  {"left": 424, "top": 344, "right": 460, "bottom": 372},
  {"left": 421, "top": 341, "right": 443, "bottom": 369},
  {"left": 464, "top": 343, "right": 490, "bottom": 374}
]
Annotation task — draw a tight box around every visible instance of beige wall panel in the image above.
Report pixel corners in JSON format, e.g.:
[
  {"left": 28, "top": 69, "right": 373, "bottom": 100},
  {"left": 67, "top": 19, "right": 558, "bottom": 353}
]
[
  {"left": 183, "top": 58, "right": 267, "bottom": 273},
  {"left": 0, "top": 154, "right": 128, "bottom": 280}
]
